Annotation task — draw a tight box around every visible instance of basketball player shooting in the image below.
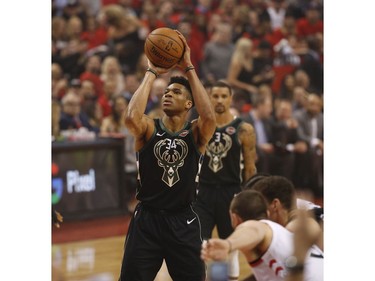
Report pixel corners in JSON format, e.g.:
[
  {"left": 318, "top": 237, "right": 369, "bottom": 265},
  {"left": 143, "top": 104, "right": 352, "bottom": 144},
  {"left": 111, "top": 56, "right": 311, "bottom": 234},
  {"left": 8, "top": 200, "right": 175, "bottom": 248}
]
[{"left": 118, "top": 30, "right": 216, "bottom": 281}]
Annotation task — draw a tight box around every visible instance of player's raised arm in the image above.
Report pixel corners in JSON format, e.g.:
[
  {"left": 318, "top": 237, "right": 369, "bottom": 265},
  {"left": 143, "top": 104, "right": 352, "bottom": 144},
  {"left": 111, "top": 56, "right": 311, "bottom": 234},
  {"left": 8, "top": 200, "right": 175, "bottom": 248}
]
[
  {"left": 124, "top": 60, "right": 170, "bottom": 146},
  {"left": 175, "top": 30, "right": 216, "bottom": 152}
]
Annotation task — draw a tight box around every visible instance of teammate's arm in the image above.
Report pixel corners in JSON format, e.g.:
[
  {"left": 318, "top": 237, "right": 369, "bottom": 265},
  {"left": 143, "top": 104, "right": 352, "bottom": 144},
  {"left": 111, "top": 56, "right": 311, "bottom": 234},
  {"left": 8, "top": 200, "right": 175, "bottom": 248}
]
[{"left": 238, "top": 122, "right": 257, "bottom": 184}]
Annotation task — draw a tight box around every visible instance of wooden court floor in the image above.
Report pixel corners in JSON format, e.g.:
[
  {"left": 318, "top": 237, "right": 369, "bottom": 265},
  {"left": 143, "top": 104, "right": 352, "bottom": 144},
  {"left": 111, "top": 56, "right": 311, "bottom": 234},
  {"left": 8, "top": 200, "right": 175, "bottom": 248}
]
[
  {"left": 52, "top": 193, "right": 322, "bottom": 280},
  {"left": 52, "top": 231, "right": 253, "bottom": 281}
]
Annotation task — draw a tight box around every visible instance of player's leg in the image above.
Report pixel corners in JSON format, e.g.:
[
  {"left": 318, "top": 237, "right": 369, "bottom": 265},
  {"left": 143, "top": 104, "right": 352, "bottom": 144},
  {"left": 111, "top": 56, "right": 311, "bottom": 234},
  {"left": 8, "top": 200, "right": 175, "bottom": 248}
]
[
  {"left": 193, "top": 184, "right": 217, "bottom": 240},
  {"left": 119, "top": 206, "right": 164, "bottom": 281},
  {"left": 216, "top": 185, "right": 241, "bottom": 239},
  {"left": 164, "top": 207, "right": 206, "bottom": 281},
  {"left": 216, "top": 186, "right": 242, "bottom": 281}
]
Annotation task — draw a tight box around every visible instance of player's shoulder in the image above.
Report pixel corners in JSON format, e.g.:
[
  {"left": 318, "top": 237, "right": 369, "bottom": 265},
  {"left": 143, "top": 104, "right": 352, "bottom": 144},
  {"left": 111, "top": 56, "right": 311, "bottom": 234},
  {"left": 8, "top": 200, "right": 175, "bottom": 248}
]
[
  {"left": 240, "top": 219, "right": 266, "bottom": 230},
  {"left": 189, "top": 118, "right": 198, "bottom": 129},
  {"left": 238, "top": 119, "right": 255, "bottom": 134},
  {"left": 235, "top": 116, "right": 251, "bottom": 127},
  {"left": 240, "top": 120, "right": 254, "bottom": 129}
]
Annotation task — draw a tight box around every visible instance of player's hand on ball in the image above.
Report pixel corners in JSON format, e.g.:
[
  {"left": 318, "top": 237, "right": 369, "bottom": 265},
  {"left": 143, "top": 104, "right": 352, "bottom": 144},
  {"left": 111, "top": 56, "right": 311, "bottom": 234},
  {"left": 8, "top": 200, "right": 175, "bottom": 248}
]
[
  {"left": 147, "top": 59, "right": 173, "bottom": 76},
  {"left": 175, "top": 30, "right": 192, "bottom": 69}
]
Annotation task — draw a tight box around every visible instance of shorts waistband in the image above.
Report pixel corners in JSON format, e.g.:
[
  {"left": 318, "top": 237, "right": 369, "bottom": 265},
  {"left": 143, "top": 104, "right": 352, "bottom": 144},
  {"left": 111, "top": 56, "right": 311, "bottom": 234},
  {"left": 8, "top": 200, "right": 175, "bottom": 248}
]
[{"left": 140, "top": 203, "right": 191, "bottom": 215}]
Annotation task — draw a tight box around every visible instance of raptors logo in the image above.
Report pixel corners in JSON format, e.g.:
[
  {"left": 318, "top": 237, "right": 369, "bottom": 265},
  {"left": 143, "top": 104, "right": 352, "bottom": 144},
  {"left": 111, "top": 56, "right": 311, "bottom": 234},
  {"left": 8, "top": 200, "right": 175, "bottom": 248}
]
[
  {"left": 154, "top": 138, "right": 188, "bottom": 187},
  {"left": 206, "top": 133, "right": 232, "bottom": 173}
]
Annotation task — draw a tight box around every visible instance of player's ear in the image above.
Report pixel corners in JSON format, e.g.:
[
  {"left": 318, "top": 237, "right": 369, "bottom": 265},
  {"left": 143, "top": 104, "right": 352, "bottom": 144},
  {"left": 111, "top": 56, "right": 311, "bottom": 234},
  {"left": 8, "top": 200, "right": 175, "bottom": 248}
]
[
  {"left": 185, "top": 100, "right": 193, "bottom": 110},
  {"left": 230, "top": 211, "right": 242, "bottom": 228},
  {"left": 271, "top": 198, "right": 281, "bottom": 211}
]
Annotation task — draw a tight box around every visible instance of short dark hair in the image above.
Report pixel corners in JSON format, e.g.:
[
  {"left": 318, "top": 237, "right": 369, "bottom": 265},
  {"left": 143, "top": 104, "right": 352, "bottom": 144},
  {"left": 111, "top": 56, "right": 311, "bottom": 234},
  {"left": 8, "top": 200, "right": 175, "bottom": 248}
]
[
  {"left": 168, "top": 76, "right": 194, "bottom": 106},
  {"left": 230, "top": 190, "right": 268, "bottom": 221},
  {"left": 251, "top": 176, "right": 296, "bottom": 212},
  {"left": 243, "top": 173, "right": 271, "bottom": 190},
  {"left": 210, "top": 80, "right": 233, "bottom": 96}
]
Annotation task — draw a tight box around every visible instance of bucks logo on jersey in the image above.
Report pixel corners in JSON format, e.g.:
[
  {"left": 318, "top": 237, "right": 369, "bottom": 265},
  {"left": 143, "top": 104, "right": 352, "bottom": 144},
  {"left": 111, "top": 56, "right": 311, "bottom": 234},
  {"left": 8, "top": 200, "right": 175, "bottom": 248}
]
[
  {"left": 206, "top": 132, "right": 232, "bottom": 173},
  {"left": 154, "top": 138, "right": 188, "bottom": 187}
]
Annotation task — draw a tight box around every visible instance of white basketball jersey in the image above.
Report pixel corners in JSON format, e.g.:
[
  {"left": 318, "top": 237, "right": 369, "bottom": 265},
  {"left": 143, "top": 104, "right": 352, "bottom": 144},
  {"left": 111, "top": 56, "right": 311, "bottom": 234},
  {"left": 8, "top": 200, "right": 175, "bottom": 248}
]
[
  {"left": 249, "top": 220, "right": 324, "bottom": 281},
  {"left": 304, "top": 245, "right": 324, "bottom": 281},
  {"left": 249, "top": 220, "right": 294, "bottom": 281}
]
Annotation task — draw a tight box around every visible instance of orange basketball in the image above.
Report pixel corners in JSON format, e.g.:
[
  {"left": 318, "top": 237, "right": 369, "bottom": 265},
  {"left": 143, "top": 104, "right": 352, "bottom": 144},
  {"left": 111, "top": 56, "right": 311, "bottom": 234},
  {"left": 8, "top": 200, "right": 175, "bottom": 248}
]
[{"left": 144, "top": 28, "right": 184, "bottom": 68}]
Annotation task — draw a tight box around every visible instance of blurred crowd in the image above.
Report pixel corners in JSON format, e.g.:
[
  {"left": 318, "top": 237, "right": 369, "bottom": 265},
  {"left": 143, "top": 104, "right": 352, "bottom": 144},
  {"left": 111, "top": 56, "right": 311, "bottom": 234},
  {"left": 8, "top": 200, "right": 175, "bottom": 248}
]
[{"left": 51, "top": 0, "right": 323, "bottom": 198}]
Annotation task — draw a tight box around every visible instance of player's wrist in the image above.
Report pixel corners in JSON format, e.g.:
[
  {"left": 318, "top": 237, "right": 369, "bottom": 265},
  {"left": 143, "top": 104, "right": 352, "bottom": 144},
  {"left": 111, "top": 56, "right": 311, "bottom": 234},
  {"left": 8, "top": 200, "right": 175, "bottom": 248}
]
[
  {"left": 146, "top": 67, "right": 159, "bottom": 78},
  {"left": 185, "top": 65, "right": 195, "bottom": 73},
  {"left": 226, "top": 239, "right": 232, "bottom": 253}
]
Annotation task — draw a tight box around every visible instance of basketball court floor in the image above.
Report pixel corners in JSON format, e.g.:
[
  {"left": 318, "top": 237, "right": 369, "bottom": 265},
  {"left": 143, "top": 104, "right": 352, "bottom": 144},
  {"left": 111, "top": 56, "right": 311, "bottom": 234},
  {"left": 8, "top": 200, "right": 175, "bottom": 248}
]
[{"left": 52, "top": 214, "right": 253, "bottom": 281}]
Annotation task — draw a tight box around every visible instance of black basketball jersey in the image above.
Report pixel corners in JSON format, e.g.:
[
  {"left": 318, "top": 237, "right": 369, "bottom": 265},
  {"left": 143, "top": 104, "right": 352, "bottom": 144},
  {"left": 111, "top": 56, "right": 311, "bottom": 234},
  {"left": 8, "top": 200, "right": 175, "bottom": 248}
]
[
  {"left": 136, "top": 119, "right": 203, "bottom": 210},
  {"left": 199, "top": 117, "right": 244, "bottom": 185}
]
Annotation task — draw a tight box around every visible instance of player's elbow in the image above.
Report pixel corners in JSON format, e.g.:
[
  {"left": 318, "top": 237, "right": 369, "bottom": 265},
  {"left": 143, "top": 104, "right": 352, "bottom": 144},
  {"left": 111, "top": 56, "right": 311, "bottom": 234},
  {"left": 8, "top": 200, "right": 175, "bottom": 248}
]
[
  {"left": 124, "top": 115, "right": 133, "bottom": 128},
  {"left": 124, "top": 109, "right": 140, "bottom": 128},
  {"left": 204, "top": 113, "right": 217, "bottom": 135}
]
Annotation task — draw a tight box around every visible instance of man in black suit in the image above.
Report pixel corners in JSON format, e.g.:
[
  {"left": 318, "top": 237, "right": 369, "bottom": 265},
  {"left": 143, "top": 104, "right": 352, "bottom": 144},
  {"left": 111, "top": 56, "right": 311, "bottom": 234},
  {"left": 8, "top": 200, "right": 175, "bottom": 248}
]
[
  {"left": 270, "top": 99, "right": 308, "bottom": 181},
  {"left": 293, "top": 93, "right": 323, "bottom": 197},
  {"left": 241, "top": 94, "right": 274, "bottom": 174}
]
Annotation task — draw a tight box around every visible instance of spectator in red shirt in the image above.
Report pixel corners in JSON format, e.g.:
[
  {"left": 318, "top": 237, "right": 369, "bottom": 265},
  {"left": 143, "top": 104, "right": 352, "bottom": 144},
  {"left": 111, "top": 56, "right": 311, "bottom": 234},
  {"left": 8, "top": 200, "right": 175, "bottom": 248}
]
[
  {"left": 177, "top": 19, "right": 205, "bottom": 75},
  {"left": 139, "top": 2, "right": 166, "bottom": 33},
  {"left": 266, "top": 12, "right": 298, "bottom": 47},
  {"left": 79, "top": 54, "right": 104, "bottom": 97},
  {"left": 156, "top": 0, "right": 177, "bottom": 27},
  {"left": 98, "top": 80, "right": 117, "bottom": 117},
  {"left": 296, "top": 3, "right": 323, "bottom": 39},
  {"left": 80, "top": 15, "right": 108, "bottom": 51}
]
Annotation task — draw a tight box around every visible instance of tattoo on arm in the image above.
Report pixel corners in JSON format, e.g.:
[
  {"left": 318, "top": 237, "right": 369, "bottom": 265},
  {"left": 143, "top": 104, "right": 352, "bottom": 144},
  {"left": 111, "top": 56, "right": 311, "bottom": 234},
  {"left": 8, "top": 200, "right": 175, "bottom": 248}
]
[{"left": 239, "top": 123, "right": 257, "bottom": 182}]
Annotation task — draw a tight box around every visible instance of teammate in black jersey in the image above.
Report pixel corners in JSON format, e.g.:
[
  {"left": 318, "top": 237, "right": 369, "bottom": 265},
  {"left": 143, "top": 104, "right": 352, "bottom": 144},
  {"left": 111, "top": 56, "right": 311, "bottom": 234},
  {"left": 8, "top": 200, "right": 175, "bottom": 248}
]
[
  {"left": 194, "top": 80, "right": 257, "bottom": 280},
  {"left": 119, "top": 30, "right": 216, "bottom": 281}
]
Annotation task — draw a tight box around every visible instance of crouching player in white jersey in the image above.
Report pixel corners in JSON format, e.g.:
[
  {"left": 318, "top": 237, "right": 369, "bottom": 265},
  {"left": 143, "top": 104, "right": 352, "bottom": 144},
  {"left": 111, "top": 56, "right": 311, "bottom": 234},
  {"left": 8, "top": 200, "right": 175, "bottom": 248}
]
[
  {"left": 246, "top": 175, "right": 323, "bottom": 252},
  {"left": 201, "top": 189, "right": 323, "bottom": 281}
]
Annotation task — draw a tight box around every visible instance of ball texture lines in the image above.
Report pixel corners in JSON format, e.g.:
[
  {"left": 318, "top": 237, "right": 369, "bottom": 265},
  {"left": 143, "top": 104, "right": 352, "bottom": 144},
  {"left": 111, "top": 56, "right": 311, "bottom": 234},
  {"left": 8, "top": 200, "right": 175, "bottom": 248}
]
[{"left": 144, "top": 28, "right": 184, "bottom": 68}]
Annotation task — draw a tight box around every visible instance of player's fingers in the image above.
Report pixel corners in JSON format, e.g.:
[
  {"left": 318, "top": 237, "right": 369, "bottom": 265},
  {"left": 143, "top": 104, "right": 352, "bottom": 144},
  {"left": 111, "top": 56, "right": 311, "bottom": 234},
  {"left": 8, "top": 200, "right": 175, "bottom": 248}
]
[
  {"left": 200, "top": 247, "right": 210, "bottom": 261},
  {"left": 175, "top": 30, "right": 185, "bottom": 42},
  {"left": 202, "top": 239, "right": 208, "bottom": 249}
]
